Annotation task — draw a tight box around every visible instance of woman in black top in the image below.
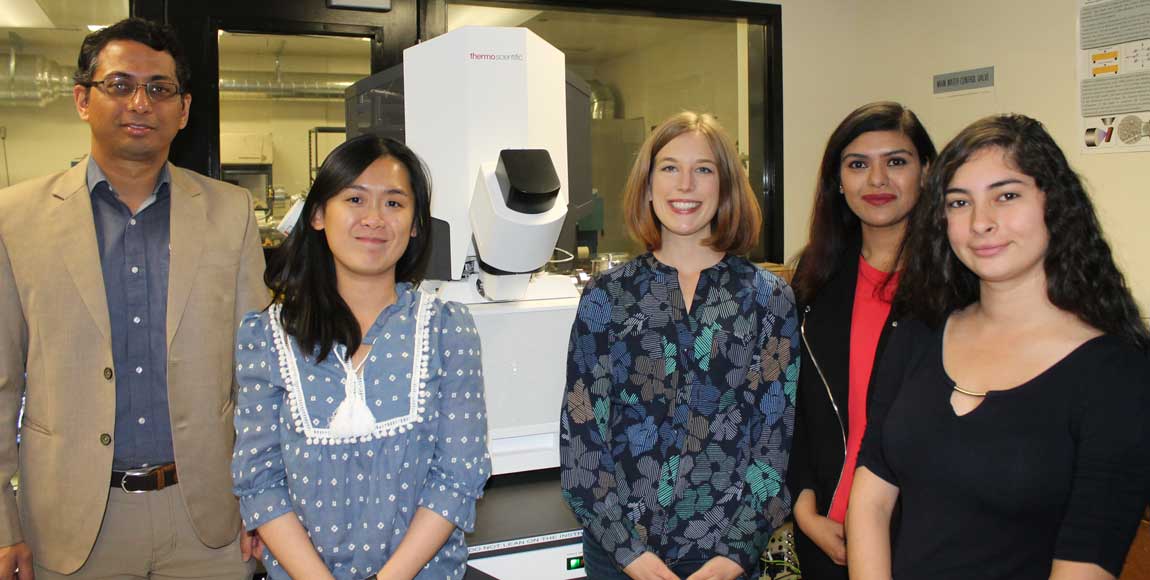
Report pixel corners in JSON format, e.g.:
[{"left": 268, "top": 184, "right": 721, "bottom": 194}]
[
  {"left": 847, "top": 114, "right": 1150, "bottom": 580},
  {"left": 787, "top": 102, "right": 935, "bottom": 580}
]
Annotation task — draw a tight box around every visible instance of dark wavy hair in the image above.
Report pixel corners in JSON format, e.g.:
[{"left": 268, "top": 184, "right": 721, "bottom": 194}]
[
  {"left": 265, "top": 135, "right": 433, "bottom": 361},
  {"left": 74, "top": 18, "right": 191, "bottom": 91},
  {"left": 791, "top": 102, "right": 936, "bottom": 304},
  {"left": 896, "top": 114, "right": 1149, "bottom": 351}
]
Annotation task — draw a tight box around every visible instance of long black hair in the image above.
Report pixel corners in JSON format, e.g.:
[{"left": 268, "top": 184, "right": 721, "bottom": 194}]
[
  {"left": 265, "top": 134, "right": 433, "bottom": 361},
  {"left": 896, "top": 114, "right": 1150, "bottom": 351},
  {"left": 791, "top": 101, "right": 937, "bottom": 305}
]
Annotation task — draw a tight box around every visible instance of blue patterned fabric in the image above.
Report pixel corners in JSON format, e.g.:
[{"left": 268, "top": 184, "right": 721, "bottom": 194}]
[
  {"left": 231, "top": 284, "right": 490, "bottom": 579},
  {"left": 560, "top": 253, "right": 799, "bottom": 574}
]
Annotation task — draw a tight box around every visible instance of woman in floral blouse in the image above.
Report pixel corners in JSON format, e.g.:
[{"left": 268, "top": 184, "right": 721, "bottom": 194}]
[
  {"left": 561, "top": 111, "right": 799, "bottom": 580},
  {"left": 231, "top": 135, "right": 490, "bottom": 579}
]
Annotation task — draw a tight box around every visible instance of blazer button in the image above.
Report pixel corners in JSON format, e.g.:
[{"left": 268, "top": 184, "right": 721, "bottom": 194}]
[
  {"left": 100, "top": 433, "right": 112, "bottom": 446},
  {"left": 103, "top": 367, "right": 114, "bottom": 381}
]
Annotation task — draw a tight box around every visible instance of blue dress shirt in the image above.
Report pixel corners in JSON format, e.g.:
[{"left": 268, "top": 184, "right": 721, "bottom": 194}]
[{"left": 87, "top": 158, "right": 175, "bottom": 469}]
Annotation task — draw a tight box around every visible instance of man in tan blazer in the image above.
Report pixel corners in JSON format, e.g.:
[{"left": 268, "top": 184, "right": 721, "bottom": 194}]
[{"left": 0, "top": 18, "right": 268, "bottom": 579}]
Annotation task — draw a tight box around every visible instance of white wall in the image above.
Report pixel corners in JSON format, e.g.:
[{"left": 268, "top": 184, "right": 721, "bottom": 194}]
[
  {"left": 220, "top": 100, "right": 347, "bottom": 200},
  {"left": 745, "top": 0, "right": 1150, "bottom": 307},
  {"left": 595, "top": 22, "right": 742, "bottom": 140},
  {"left": 0, "top": 99, "right": 90, "bottom": 184},
  {"left": 0, "top": 40, "right": 91, "bottom": 184},
  {"left": 219, "top": 51, "right": 366, "bottom": 201}
]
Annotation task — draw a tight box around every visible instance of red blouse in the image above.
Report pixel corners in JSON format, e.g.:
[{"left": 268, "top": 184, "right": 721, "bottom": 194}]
[{"left": 827, "top": 255, "right": 898, "bottom": 523}]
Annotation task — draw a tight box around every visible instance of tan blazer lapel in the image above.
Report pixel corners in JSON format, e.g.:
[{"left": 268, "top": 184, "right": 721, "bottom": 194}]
[
  {"left": 166, "top": 166, "right": 206, "bottom": 348},
  {"left": 52, "top": 159, "right": 112, "bottom": 341}
]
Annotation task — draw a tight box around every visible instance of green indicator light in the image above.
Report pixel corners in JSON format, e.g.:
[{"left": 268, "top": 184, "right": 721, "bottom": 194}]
[{"left": 566, "top": 556, "right": 585, "bottom": 570}]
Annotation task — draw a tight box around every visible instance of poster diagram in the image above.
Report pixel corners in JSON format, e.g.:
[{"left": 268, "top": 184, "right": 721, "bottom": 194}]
[{"left": 1079, "top": 0, "right": 1150, "bottom": 153}]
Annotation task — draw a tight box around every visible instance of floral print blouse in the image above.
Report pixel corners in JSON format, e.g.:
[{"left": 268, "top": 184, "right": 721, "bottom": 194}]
[
  {"left": 232, "top": 284, "right": 490, "bottom": 579},
  {"left": 560, "top": 253, "right": 799, "bottom": 573}
]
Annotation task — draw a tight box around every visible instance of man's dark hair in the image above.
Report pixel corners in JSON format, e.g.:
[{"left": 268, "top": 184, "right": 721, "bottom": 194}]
[{"left": 74, "top": 18, "right": 191, "bottom": 91}]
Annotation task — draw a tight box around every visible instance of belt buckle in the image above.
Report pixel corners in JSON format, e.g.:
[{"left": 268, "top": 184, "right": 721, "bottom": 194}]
[{"left": 120, "top": 466, "right": 158, "bottom": 494}]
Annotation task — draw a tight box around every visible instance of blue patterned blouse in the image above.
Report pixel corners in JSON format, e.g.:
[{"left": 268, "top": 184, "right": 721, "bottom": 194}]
[
  {"left": 232, "top": 284, "right": 491, "bottom": 579},
  {"left": 560, "top": 253, "right": 799, "bottom": 573}
]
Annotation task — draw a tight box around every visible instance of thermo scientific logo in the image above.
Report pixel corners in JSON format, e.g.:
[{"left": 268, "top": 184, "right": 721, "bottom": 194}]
[{"left": 469, "top": 52, "right": 524, "bottom": 62}]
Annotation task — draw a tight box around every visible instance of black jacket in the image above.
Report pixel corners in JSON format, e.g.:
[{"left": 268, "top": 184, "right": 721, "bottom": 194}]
[{"left": 786, "top": 253, "right": 899, "bottom": 578}]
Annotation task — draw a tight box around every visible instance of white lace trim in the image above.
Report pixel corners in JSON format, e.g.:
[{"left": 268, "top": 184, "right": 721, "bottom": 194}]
[{"left": 267, "top": 291, "right": 433, "bottom": 445}]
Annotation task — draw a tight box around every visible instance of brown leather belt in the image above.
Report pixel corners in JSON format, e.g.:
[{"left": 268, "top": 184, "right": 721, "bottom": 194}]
[{"left": 111, "top": 463, "right": 178, "bottom": 493}]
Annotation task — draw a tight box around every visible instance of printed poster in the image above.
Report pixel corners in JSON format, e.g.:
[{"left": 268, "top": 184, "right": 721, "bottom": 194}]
[{"left": 1079, "top": 0, "right": 1150, "bottom": 153}]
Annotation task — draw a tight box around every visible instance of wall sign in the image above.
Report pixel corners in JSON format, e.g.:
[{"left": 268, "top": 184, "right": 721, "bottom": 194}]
[{"left": 933, "top": 66, "right": 995, "bottom": 95}]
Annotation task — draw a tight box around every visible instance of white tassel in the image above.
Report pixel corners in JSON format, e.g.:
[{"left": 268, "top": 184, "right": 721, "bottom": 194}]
[
  {"left": 329, "top": 344, "right": 376, "bottom": 438},
  {"left": 329, "top": 395, "right": 376, "bottom": 437}
]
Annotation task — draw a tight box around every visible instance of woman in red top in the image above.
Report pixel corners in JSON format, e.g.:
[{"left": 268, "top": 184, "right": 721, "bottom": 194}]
[{"left": 786, "top": 102, "right": 936, "bottom": 580}]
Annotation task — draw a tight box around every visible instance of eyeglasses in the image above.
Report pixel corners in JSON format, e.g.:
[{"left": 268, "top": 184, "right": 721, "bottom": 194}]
[{"left": 84, "top": 76, "right": 183, "bottom": 102}]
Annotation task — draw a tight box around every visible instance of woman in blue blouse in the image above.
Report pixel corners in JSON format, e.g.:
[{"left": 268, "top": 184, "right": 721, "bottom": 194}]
[
  {"left": 232, "top": 135, "right": 490, "bottom": 579},
  {"left": 561, "top": 111, "right": 800, "bottom": 580}
]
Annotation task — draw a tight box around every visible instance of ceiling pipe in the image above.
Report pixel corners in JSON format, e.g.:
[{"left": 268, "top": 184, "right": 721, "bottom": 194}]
[
  {"left": 0, "top": 51, "right": 72, "bottom": 106},
  {"left": 0, "top": 49, "right": 362, "bottom": 105},
  {"left": 217, "top": 71, "right": 361, "bottom": 100}
]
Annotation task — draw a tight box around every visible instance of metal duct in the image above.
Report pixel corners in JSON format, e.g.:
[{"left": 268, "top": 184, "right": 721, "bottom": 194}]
[
  {"left": 0, "top": 49, "right": 362, "bottom": 105},
  {"left": 218, "top": 71, "right": 361, "bottom": 101},
  {"left": 1, "top": 51, "right": 72, "bottom": 106},
  {"left": 587, "top": 79, "right": 617, "bottom": 120}
]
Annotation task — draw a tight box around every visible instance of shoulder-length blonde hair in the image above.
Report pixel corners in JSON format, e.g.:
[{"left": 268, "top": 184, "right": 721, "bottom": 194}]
[{"left": 622, "top": 111, "right": 762, "bottom": 255}]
